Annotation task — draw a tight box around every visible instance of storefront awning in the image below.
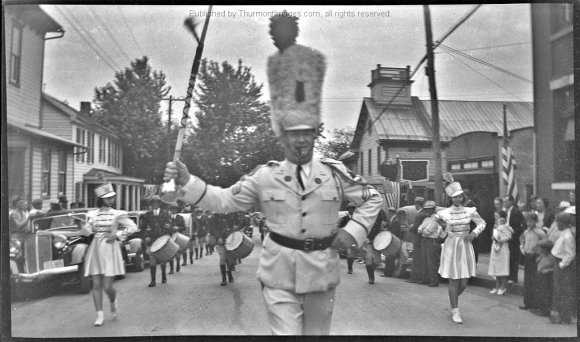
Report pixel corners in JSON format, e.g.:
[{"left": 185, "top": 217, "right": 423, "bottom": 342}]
[
  {"left": 83, "top": 168, "right": 145, "bottom": 184},
  {"left": 8, "top": 121, "right": 83, "bottom": 147}
]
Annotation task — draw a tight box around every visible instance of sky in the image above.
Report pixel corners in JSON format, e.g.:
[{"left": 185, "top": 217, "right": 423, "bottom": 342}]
[{"left": 39, "top": 4, "right": 533, "bottom": 132}]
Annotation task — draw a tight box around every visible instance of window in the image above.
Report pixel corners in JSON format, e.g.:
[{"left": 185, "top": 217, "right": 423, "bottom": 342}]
[
  {"left": 115, "top": 143, "right": 121, "bottom": 168},
  {"left": 108, "top": 140, "right": 113, "bottom": 166},
  {"left": 8, "top": 149, "right": 25, "bottom": 198},
  {"left": 41, "top": 148, "right": 51, "bottom": 197},
  {"left": 377, "top": 147, "right": 382, "bottom": 172},
  {"left": 99, "top": 136, "right": 106, "bottom": 163},
  {"left": 87, "top": 132, "right": 94, "bottom": 164},
  {"left": 76, "top": 128, "right": 85, "bottom": 162},
  {"left": 58, "top": 151, "right": 66, "bottom": 196},
  {"left": 368, "top": 149, "right": 372, "bottom": 175},
  {"left": 9, "top": 22, "right": 23, "bottom": 86},
  {"left": 360, "top": 153, "right": 364, "bottom": 175},
  {"left": 400, "top": 160, "right": 429, "bottom": 181}
]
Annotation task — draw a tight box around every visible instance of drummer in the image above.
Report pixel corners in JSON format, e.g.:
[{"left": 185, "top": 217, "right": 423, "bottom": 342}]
[
  {"left": 142, "top": 195, "right": 172, "bottom": 287},
  {"left": 362, "top": 209, "right": 386, "bottom": 284},
  {"left": 163, "top": 11, "right": 382, "bottom": 335},
  {"left": 214, "top": 225, "right": 235, "bottom": 286},
  {"left": 167, "top": 203, "right": 186, "bottom": 274}
]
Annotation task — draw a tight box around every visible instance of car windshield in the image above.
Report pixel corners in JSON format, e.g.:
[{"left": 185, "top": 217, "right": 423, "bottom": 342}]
[{"left": 33, "top": 213, "right": 87, "bottom": 231}]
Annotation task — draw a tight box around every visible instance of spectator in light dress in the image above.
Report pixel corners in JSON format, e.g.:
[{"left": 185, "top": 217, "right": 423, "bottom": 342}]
[{"left": 488, "top": 210, "right": 512, "bottom": 295}]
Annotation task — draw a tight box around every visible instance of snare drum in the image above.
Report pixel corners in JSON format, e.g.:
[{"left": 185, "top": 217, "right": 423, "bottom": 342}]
[
  {"left": 225, "top": 231, "right": 254, "bottom": 259},
  {"left": 373, "top": 231, "right": 402, "bottom": 259},
  {"left": 172, "top": 232, "right": 190, "bottom": 252},
  {"left": 150, "top": 235, "right": 179, "bottom": 263}
]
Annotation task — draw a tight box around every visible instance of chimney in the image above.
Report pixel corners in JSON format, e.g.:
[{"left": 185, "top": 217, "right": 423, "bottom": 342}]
[{"left": 80, "top": 102, "right": 91, "bottom": 116}]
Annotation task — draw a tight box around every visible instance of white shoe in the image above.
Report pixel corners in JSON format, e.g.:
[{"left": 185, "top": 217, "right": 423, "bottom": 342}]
[
  {"left": 497, "top": 288, "right": 506, "bottom": 296},
  {"left": 94, "top": 311, "right": 104, "bottom": 326},
  {"left": 489, "top": 288, "right": 498, "bottom": 294},
  {"left": 451, "top": 308, "right": 463, "bottom": 324},
  {"left": 111, "top": 300, "right": 118, "bottom": 318}
]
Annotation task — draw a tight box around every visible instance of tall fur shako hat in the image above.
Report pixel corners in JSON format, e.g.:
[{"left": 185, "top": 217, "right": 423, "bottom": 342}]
[
  {"left": 94, "top": 172, "right": 116, "bottom": 199},
  {"left": 443, "top": 172, "right": 463, "bottom": 198},
  {"left": 267, "top": 11, "right": 326, "bottom": 136}
]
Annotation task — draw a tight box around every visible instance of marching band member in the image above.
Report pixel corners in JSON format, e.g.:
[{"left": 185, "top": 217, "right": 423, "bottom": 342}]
[
  {"left": 163, "top": 12, "right": 382, "bottom": 335},
  {"left": 77, "top": 182, "right": 138, "bottom": 326},
  {"left": 435, "top": 174, "right": 486, "bottom": 324},
  {"left": 168, "top": 203, "right": 186, "bottom": 273},
  {"left": 142, "top": 195, "right": 172, "bottom": 287}
]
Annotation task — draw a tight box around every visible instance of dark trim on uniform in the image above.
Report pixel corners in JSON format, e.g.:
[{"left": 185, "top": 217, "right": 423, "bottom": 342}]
[
  {"left": 349, "top": 217, "right": 368, "bottom": 234},
  {"left": 193, "top": 183, "right": 208, "bottom": 206}
]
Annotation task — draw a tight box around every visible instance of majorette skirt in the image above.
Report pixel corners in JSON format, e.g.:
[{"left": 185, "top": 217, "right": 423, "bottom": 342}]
[
  {"left": 439, "top": 234, "right": 477, "bottom": 279},
  {"left": 84, "top": 235, "right": 126, "bottom": 277}
]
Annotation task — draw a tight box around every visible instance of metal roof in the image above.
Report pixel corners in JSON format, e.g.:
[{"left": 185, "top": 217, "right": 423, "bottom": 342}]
[
  {"left": 357, "top": 97, "right": 533, "bottom": 147},
  {"left": 7, "top": 119, "right": 83, "bottom": 147}
]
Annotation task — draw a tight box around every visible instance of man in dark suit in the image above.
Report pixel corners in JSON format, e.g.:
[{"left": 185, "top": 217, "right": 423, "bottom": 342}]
[
  {"left": 142, "top": 196, "right": 172, "bottom": 287},
  {"left": 407, "top": 197, "right": 429, "bottom": 284},
  {"left": 504, "top": 195, "right": 526, "bottom": 283}
]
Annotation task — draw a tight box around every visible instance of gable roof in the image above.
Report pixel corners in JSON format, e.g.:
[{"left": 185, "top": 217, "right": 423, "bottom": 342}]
[
  {"left": 352, "top": 97, "right": 533, "bottom": 148},
  {"left": 42, "top": 93, "right": 118, "bottom": 140}
]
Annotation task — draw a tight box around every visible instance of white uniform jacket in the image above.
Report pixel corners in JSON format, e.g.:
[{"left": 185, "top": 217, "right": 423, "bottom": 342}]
[{"left": 177, "top": 158, "right": 383, "bottom": 293}]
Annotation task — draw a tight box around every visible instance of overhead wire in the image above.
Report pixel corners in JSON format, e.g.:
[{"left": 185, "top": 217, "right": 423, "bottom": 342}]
[
  {"left": 117, "top": 5, "right": 145, "bottom": 58},
  {"left": 434, "top": 41, "right": 530, "bottom": 53},
  {"left": 439, "top": 45, "right": 527, "bottom": 102},
  {"left": 369, "top": 4, "right": 482, "bottom": 128},
  {"left": 87, "top": 6, "right": 133, "bottom": 64},
  {"left": 54, "top": 6, "right": 119, "bottom": 73},
  {"left": 439, "top": 43, "right": 532, "bottom": 84}
]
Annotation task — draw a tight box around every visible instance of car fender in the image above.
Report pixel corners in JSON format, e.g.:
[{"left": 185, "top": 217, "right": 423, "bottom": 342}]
[
  {"left": 127, "top": 238, "right": 143, "bottom": 253},
  {"left": 70, "top": 243, "right": 89, "bottom": 264}
]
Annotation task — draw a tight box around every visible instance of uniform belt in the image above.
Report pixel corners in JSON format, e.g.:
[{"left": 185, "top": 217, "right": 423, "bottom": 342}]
[{"left": 269, "top": 232, "right": 335, "bottom": 252}]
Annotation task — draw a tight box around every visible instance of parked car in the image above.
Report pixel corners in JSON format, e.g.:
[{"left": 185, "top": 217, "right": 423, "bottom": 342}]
[
  {"left": 120, "top": 211, "right": 148, "bottom": 272},
  {"left": 10, "top": 209, "right": 94, "bottom": 297}
]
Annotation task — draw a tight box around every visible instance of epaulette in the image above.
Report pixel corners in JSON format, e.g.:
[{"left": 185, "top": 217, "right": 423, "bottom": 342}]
[{"left": 321, "top": 159, "right": 368, "bottom": 185}]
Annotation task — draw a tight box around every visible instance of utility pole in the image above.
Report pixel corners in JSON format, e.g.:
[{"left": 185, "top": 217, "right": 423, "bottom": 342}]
[
  {"left": 424, "top": 5, "right": 443, "bottom": 204},
  {"left": 162, "top": 96, "right": 185, "bottom": 161}
]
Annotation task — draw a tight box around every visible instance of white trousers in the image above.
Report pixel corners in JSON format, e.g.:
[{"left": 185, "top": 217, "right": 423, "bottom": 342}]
[{"left": 261, "top": 285, "right": 336, "bottom": 335}]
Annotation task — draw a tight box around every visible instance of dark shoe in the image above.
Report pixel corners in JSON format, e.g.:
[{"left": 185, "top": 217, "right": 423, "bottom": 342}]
[
  {"left": 169, "top": 270, "right": 174, "bottom": 274},
  {"left": 428, "top": 284, "right": 439, "bottom": 287},
  {"left": 519, "top": 306, "right": 529, "bottom": 310},
  {"left": 182, "top": 262, "right": 187, "bottom": 266},
  {"left": 221, "top": 280, "right": 227, "bottom": 286},
  {"left": 380, "top": 274, "right": 388, "bottom": 277},
  {"left": 195, "top": 257, "right": 199, "bottom": 260},
  {"left": 368, "top": 280, "right": 375, "bottom": 284},
  {"left": 148, "top": 281, "right": 156, "bottom": 287},
  {"left": 406, "top": 280, "right": 417, "bottom": 283},
  {"left": 347, "top": 270, "right": 353, "bottom": 274},
  {"left": 162, "top": 277, "right": 167, "bottom": 283},
  {"left": 416, "top": 281, "right": 426, "bottom": 285}
]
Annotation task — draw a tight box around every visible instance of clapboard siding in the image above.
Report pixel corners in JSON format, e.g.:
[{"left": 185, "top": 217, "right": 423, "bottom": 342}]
[
  {"left": 41, "top": 102, "right": 72, "bottom": 139},
  {"left": 5, "top": 12, "right": 45, "bottom": 127}
]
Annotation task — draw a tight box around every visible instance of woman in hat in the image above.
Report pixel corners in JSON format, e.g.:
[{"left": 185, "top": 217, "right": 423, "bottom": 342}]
[
  {"left": 549, "top": 211, "right": 576, "bottom": 324},
  {"left": 78, "top": 183, "right": 138, "bottom": 326},
  {"left": 435, "top": 173, "right": 486, "bottom": 324}
]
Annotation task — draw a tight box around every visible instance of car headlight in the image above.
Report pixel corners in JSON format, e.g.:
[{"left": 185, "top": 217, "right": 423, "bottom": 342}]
[
  {"left": 10, "top": 239, "right": 21, "bottom": 254},
  {"left": 53, "top": 234, "right": 68, "bottom": 249}
]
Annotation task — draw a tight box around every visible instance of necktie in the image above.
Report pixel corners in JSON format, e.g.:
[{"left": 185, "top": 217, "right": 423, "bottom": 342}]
[{"left": 296, "top": 164, "right": 305, "bottom": 190}]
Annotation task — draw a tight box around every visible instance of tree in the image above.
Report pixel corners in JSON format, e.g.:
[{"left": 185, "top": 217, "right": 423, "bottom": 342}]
[
  {"left": 182, "top": 59, "right": 284, "bottom": 187},
  {"left": 92, "top": 57, "right": 170, "bottom": 181},
  {"left": 315, "top": 126, "right": 355, "bottom": 160}
]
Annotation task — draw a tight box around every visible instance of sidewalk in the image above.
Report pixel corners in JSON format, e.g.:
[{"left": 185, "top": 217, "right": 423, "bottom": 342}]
[{"left": 471, "top": 253, "right": 524, "bottom": 296}]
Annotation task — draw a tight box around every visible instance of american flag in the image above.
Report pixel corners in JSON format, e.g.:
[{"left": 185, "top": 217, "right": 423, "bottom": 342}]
[
  {"left": 382, "top": 180, "right": 400, "bottom": 209},
  {"left": 501, "top": 104, "right": 518, "bottom": 201}
]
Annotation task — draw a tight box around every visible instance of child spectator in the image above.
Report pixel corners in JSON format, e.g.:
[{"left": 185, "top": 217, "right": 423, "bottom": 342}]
[
  {"left": 488, "top": 210, "right": 512, "bottom": 295},
  {"left": 519, "top": 212, "right": 547, "bottom": 311}
]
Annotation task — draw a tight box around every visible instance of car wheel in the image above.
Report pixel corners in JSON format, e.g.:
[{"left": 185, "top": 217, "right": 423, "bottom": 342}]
[
  {"left": 133, "top": 249, "right": 145, "bottom": 272},
  {"left": 79, "top": 262, "right": 92, "bottom": 294}
]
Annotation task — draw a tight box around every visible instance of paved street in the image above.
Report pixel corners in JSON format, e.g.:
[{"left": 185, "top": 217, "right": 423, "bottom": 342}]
[{"left": 10, "top": 228, "right": 576, "bottom": 338}]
